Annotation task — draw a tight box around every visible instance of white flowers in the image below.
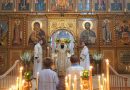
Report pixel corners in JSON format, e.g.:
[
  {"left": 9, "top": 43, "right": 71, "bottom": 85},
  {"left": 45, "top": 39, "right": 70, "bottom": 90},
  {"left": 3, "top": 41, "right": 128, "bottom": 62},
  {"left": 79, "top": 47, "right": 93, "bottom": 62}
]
[
  {"left": 92, "top": 51, "right": 103, "bottom": 61},
  {"left": 20, "top": 51, "right": 32, "bottom": 63}
]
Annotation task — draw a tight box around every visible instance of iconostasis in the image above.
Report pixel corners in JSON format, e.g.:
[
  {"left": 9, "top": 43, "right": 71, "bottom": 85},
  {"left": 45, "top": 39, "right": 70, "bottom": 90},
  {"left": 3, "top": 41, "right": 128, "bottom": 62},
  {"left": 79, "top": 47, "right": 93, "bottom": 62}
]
[{"left": 0, "top": 0, "right": 130, "bottom": 74}]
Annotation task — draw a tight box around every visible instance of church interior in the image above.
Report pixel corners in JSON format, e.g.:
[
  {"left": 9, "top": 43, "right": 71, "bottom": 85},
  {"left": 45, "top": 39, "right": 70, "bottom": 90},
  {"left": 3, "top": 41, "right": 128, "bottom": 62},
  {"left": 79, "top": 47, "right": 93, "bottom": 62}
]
[{"left": 0, "top": 0, "right": 130, "bottom": 90}]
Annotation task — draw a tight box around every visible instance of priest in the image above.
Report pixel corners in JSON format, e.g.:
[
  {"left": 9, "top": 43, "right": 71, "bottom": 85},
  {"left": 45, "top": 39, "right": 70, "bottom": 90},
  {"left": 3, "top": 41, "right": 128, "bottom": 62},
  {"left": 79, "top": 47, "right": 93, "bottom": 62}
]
[{"left": 55, "top": 40, "right": 71, "bottom": 76}]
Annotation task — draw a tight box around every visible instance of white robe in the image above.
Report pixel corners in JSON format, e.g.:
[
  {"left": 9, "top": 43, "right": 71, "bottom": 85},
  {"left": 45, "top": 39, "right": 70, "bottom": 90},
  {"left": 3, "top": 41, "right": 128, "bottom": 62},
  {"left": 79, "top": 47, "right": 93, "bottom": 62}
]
[
  {"left": 56, "top": 44, "right": 71, "bottom": 76},
  {"left": 66, "top": 65, "right": 84, "bottom": 90},
  {"left": 80, "top": 46, "right": 90, "bottom": 70},
  {"left": 33, "top": 43, "right": 43, "bottom": 78},
  {"left": 38, "top": 69, "right": 59, "bottom": 90}
]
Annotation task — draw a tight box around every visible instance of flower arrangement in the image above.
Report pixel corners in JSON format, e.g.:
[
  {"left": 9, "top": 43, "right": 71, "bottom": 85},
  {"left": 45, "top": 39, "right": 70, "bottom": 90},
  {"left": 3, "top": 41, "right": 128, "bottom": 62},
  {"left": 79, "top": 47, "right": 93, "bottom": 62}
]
[
  {"left": 92, "top": 51, "right": 103, "bottom": 63},
  {"left": 81, "top": 70, "right": 89, "bottom": 79},
  {"left": 65, "top": 38, "right": 71, "bottom": 43},
  {"left": 24, "top": 71, "right": 32, "bottom": 81},
  {"left": 55, "top": 38, "right": 71, "bottom": 43},
  {"left": 55, "top": 38, "right": 60, "bottom": 43},
  {"left": 20, "top": 51, "right": 32, "bottom": 65}
]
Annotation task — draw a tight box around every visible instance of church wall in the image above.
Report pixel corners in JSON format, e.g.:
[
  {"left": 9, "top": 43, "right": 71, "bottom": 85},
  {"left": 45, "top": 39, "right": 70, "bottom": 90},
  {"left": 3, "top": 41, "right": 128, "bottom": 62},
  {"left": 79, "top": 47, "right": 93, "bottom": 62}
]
[{"left": 0, "top": 14, "right": 130, "bottom": 74}]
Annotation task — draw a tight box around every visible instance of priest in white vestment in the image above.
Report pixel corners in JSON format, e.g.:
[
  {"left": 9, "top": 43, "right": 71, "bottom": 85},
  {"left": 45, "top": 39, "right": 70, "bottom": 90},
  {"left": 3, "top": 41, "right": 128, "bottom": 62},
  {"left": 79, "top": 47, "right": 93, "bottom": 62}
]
[
  {"left": 55, "top": 42, "right": 71, "bottom": 76},
  {"left": 66, "top": 55, "right": 84, "bottom": 90},
  {"left": 33, "top": 39, "right": 43, "bottom": 78},
  {"left": 39, "top": 57, "right": 59, "bottom": 90},
  {"left": 80, "top": 42, "right": 90, "bottom": 70}
]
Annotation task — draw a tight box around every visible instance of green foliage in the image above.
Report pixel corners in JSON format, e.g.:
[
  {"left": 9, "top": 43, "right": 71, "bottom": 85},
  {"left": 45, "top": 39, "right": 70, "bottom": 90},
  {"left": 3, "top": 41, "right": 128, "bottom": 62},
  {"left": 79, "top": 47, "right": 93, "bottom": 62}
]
[
  {"left": 81, "top": 70, "right": 89, "bottom": 79},
  {"left": 65, "top": 38, "right": 71, "bottom": 43},
  {"left": 24, "top": 71, "right": 32, "bottom": 81},
  {"left": 55, "top": 38, "right": 71, "bottom": 43},
  {"left": 55, "top": 38, "right": 60, "bottom": 43}
]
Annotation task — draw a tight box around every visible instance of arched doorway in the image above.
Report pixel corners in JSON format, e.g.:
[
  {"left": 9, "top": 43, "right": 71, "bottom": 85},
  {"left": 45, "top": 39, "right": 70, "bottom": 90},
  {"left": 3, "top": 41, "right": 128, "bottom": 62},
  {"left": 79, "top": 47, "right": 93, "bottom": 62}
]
[{"left": 50, "top": 29, "right": 75, "bottom": 54}]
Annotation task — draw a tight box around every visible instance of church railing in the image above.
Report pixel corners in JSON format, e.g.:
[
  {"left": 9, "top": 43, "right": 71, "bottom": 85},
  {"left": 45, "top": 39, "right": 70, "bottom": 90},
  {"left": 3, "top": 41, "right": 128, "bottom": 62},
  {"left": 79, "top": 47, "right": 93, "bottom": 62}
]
[
  {"left": 108, "top": 63, "right": 128, "bottom": 90},
  {"left": 0, "top": 60, "right": 20, "bottom": 90}
]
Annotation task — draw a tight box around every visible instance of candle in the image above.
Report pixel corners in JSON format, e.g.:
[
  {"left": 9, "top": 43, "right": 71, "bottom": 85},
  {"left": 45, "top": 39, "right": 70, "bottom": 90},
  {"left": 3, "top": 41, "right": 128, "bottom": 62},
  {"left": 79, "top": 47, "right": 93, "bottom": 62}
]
[
  {"left": 16, "top": 77, "right": 19, "bottom": 90},
  {"left": 74, "top": 75, "right": 77, "bottom": 90},
  {"left": 11, "top": 85, "right": 15, "bottom": 90},
  {"left": 80, "top": 84, "right": 83, "bottom": 90},
  {"left": 102, "top": 74, "right": 104, "bottom": 86},
  {"left": 80, "top": 71, "right": 83, "bottom": 84},
  {"left": 68, "top": 74, "right": 71, "bottom": 90},
  {"left": 36, "top": 72, "right": 39, "bottom": 90},
  {"left": 65, "top": 76, "right": 68, "bottom": 84},
  {"left": 19, "top": 67, "right": 23, "bottom": 90},
  {"left": 22, "top": 79, "right": 25, "bottom": 90},
  {"left": 47, "top": 46, "right": 49, "bottom": 57},
  {"left": 65, "top": 83, "right": 69, "bottom": 90},
  {"left": 89, "top": 66, "right": 93, "bottom": 90},
  {"left": 98, "top": 75, "right": 101, "bottom": 90},
  {"left": 72, "top": 83, "right": 74, "bottom": 90},
  {"left": 101, "top": 85, "right": 103, "bottom": 90},
  {"left": 104, "top": 78, "right": 106, "bottom": 90},
  {"left": 106, "top": 59, "right": 110, "bottom": 90}
]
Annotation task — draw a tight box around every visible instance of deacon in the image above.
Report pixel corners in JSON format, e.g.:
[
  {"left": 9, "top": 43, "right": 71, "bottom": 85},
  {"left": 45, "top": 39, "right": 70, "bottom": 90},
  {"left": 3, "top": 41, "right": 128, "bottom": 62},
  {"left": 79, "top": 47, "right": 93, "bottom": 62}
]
[
  {"left": 33, "top": 39, "right": 43, "bottom": 78},
  {"left": 80, "top": 42, "right": 90, "bottom": 70}
]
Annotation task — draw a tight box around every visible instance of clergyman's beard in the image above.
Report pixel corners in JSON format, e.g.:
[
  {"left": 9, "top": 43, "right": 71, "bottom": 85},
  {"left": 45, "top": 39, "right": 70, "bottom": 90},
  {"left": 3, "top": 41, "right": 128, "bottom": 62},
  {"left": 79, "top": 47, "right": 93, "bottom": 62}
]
[{"left": 61, "top": 45, "right": 64, "bottom": 49}]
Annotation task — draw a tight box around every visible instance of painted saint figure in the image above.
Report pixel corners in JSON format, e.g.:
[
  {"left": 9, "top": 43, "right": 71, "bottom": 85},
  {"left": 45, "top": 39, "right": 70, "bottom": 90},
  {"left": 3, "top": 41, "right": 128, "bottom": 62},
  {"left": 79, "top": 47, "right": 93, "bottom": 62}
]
[
  {"left": 51, "top": 0, "right": 56, "bottom": 10},
  {"left": 85, "top": 0, "right": 90, "bottom": 10},
  {"left": 102, "top": 19, "right": 111, "bottom": 43},
  {"left": 35, "top": 0, "right": 46, "bottom": 11},
  {"left": 29, "top": 22, "right": 46, "bottom": 45},
  {"left": 95, "top": 0, "right": 106, "bottom": 11},
  {"left": 111, "top": 0, "right": 122, "bottom": 11},
  {"left": 80, "top": 22, "right": 96, "bottom": 44},
  {"left": 13, "top": 20, "right": 22, "bottom": 45},
  {"left": 19, "top": 0, "right": 29, "bottom": 11},
  {"left": 2, "top": 0, "right": 13, "bottom": 10},
  {"left": 78, "top": 0, "right": 90, "bottom": 11},
  {"left": 78, "top": 0, "right": 83, "bottom": 10}
]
